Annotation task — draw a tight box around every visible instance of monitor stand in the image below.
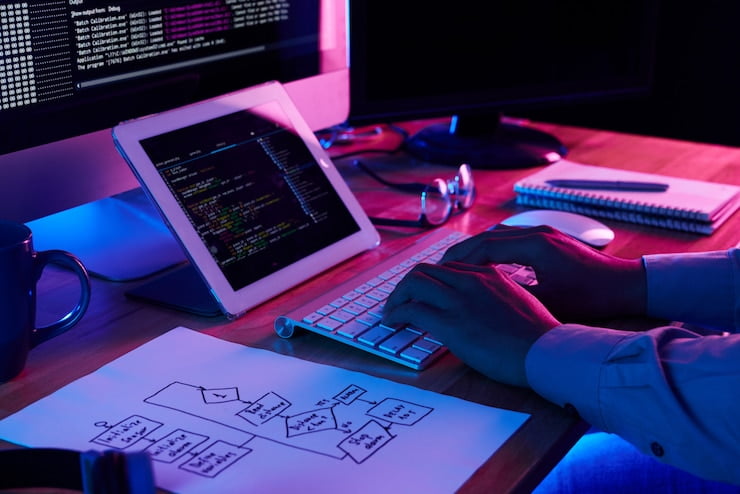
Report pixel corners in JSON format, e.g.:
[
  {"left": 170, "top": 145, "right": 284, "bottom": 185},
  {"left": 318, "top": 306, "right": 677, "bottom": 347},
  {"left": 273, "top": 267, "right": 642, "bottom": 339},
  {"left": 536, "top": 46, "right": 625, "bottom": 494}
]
[
  {"left": 404, "top": 113, "right": 567, "bottom": 169},
  {"left": 28, "top": 188, "right": 188, "bottom": 282}
]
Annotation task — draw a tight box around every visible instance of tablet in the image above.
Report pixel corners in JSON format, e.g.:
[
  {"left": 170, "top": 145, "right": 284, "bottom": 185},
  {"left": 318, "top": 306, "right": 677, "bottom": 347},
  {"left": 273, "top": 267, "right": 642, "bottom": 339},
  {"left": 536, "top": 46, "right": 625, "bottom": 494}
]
[{"left": 113, "top": 81, "right": 380, "bottom": 318}]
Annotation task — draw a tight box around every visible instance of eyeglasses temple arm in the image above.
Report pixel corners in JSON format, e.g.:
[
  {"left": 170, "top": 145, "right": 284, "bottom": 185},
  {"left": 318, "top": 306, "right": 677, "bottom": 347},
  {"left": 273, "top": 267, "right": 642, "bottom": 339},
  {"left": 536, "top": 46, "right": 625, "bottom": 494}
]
[
  {"left": 368, "top": 216, "right": 429, "bottom": 228},
  {"left": 353, "top": 160, "right": 427, "bottom": 193}
]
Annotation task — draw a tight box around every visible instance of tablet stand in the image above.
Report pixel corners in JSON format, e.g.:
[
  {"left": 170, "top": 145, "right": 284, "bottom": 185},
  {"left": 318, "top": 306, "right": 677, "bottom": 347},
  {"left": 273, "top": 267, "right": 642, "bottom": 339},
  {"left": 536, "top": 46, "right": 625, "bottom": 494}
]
[
  {"left": 125, "top": 263, "right": 222, "bottom": 317},
  {"left": 29, "top": 188, "right": 188, "bottom": 282}
]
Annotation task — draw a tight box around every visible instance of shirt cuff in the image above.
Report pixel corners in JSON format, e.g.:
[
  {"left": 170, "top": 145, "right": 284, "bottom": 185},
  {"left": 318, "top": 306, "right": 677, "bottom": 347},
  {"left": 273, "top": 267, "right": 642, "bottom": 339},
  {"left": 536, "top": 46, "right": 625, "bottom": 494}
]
[
  {"left": 525, "top": 324, "right": 633, "bottom": 430},
  {"left": 644, "top": 250, "right": 736, "bottom": 330}
]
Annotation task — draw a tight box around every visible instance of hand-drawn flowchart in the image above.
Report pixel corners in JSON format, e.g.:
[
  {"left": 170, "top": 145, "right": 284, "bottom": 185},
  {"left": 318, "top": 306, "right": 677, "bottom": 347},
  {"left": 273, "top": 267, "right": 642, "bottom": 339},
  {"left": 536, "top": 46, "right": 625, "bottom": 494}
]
[
  {"left": 0, "top": 327, "right": 529, "bottom": 494},
  {"left": 90, "top": 381, "right": 433, "bottom": 479}
]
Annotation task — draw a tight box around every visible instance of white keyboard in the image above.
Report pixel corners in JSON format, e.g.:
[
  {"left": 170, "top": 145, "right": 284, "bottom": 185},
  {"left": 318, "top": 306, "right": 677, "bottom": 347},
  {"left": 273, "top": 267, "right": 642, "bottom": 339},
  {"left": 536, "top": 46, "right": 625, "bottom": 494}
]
[{"left": 274, "top": 228, "right": 536, "bottom": 370}]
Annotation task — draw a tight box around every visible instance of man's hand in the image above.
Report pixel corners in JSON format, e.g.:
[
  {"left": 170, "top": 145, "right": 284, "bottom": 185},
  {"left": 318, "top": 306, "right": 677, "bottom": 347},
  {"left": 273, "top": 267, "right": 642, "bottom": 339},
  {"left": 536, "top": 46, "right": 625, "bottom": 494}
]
[
  {"left": 441, "top": 225, "right": 647, "bottom": 321},
  {"left": 382, "top": 261, "right": 559, "bottom": 388}
]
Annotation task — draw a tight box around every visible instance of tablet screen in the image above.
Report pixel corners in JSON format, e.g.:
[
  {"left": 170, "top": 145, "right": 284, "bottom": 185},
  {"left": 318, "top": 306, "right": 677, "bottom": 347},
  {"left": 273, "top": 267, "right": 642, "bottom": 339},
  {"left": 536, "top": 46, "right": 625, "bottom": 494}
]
[{"left": 138, "top": 104, "right": 360, "bottom": 291}]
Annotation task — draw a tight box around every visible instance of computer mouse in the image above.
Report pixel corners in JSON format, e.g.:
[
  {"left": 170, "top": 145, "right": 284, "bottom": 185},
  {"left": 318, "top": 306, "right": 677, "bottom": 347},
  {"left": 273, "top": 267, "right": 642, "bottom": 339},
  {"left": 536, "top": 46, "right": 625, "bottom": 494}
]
[{"left": 498, "top": 209, "right": 615, "bottom": 247}]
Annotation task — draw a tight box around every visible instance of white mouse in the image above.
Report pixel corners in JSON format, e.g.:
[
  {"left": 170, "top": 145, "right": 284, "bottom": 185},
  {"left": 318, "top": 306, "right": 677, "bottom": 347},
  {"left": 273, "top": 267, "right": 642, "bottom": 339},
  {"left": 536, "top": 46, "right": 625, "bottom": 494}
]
[{"left": 499, "top": 209, "right": 615, "bottom": 247}]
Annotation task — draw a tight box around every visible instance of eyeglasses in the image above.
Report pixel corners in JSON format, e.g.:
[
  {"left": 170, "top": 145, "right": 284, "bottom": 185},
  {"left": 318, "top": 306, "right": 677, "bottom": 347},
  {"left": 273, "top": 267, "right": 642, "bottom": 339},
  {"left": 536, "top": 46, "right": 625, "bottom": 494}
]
[{"left": 354, "top": 160, "right": 476, "bottom": 228}]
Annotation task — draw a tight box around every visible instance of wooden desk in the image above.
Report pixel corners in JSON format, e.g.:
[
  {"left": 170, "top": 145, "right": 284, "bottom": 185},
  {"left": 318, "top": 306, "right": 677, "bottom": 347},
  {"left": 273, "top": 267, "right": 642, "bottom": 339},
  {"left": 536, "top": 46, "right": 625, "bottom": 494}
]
[{"left": 2, "top": 119, "right": 738, "bottom": 493}]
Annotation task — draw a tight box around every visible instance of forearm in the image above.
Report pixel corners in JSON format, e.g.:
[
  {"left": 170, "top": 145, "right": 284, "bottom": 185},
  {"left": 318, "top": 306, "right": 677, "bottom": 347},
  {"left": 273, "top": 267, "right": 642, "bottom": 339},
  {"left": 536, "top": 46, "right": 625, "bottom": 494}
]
[{"left": 526, "top": 324, "right": 740, "bottom": 485}]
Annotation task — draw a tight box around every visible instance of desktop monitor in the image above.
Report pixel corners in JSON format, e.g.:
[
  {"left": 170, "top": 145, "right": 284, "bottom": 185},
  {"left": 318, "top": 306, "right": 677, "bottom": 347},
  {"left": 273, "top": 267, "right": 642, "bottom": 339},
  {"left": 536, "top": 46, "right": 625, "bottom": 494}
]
[
  {"left": 346, "top": 1, "right": 659, "bottom": 169},
  {"left": 0, "top": 0, "right": 349, "bottom": 280}
]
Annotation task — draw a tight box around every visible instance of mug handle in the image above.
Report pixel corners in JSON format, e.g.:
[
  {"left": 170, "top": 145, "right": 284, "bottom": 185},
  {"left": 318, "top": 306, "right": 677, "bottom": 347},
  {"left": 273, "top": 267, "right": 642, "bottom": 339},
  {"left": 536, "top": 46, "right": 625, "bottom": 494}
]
[{"left": 31, "top": 250, "right": 91, "bottom": 347}]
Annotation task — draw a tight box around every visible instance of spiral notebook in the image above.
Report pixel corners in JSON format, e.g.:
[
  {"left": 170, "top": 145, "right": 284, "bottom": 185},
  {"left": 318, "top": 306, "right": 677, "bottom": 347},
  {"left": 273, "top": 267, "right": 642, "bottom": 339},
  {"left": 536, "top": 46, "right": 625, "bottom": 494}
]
[{"left": 514, "top": 160, "right": 740, "bottom": 234}]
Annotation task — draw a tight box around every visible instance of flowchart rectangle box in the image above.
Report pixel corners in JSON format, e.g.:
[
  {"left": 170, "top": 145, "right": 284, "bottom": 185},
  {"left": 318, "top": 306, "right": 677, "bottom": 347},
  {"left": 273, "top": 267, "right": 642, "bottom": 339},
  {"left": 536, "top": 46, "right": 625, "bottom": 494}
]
[
  {"left": 367, "top": 398, "right": 432, "bottom": 425},
  {"left": 147, "top": 429, "right": 209, "bottom": 464},
  {"left": 237, "top": 391, "right": 290, "bottom": 425},
  {"left": 180, "top": 440, "right": 251, "bottom": 478},
  {"left": 338, "top": 420, "right": 393, "bottom": 464},
  {"left": 334, "top": 384, "right": 366, "bottom": 405},
  {"left": 92, "top": 415, "right": 163, "bottom": 449}
]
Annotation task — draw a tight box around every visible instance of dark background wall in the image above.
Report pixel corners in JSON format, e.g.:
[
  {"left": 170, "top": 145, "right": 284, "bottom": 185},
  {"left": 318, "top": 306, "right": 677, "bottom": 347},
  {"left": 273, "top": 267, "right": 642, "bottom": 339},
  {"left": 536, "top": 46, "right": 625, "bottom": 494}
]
[{"left": 525, "top": 2, "right": 740, "bottom": 147}]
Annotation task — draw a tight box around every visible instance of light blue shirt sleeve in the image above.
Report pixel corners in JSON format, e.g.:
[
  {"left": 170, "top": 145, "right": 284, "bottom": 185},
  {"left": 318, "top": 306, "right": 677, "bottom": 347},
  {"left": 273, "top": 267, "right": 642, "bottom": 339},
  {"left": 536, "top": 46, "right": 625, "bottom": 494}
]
[
  {"left": 644, "top": 248, "right": 739, "bottom": 330},
  {"left": 525, "top": 248, "right": 740, "bottom": 485}
]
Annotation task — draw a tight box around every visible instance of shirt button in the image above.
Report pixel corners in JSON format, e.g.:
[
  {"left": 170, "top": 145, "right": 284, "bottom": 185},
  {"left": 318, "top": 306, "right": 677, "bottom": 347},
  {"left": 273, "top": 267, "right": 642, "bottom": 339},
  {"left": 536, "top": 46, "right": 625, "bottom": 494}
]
[{"left": 650, "top": 441, "right": 665, "bottom": 457}]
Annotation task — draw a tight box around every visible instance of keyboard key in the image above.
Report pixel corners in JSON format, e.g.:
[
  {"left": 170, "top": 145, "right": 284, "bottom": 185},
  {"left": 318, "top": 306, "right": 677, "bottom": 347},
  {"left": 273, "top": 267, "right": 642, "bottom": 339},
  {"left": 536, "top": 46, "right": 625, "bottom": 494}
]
[
  {"left": 428, "top": 252, "right": 444, "bottom": 263},
  {"left": 329, "top": 310, "right": 354, "bottom": 323},
  {"left": 337, "top": 320, "right": 371, "bottom": 339},
  {"left": 356, "top": 313, "right": 380, "bottom": 326},
  {"left": 316, "top": 317, "right": 342, "bottom": 331},
  {"left": 317, "top": 304, "right": 336, "bottom": 316},
  {"left": 342, "top": 302, "right": 367, "bottom": 315},
  {"left": 368, "top": 303, "right": 385, "bottom": 318},
  {"left": 400, "top": 346, "right": 431, "bottom": 364},
  {"left": 366, "top": 289, "right": 388, "bottom": 301},
  {"left": 358, "top": 325, "right": 394, "bottom": 347},
  {"left": 441, "top": 231, "right": 464, "bottom": 243},
  {"left": 378, "top": 270, "right": 395, "bottom": 280},
  {"left": 400, "top": 346, "right": 432, "bottom": 364},
  {"left": 365, "top": 276, "right": 383, "bottom": 287},
  {"left": 514, "top": 273, "right": 536, "bottom": 286},
  {"left": 376, "top": 282, "right": 395, "bottom": 294},
  {"left": 379, "top": 328, "right": 421, "bottom": 354},
  {"left": 518, "top": 267, "right": 538, "bottom": 286},
  {"left": 354, "top": 296, "right": 378, "bottom": 308},
  {"left": 388, "top": 274, "right": 405, "bottom": 285},
  {"left": 354, "top": 283, "right": 373, "bottom": 294},
  {"left": 343, "top": 290, "right": 361, "bottom": 301},
  {"left": 302, "top": 312, "right": 323, "bottom": 324},
  {"left": 496, "top": 263, "right": 520, "bottom": 274},
  {"left": 432, "top": 240, "right": 449, "bottom": 250},
  {"left": 413, "top": 337, "right": 442, "bottom": 354},
  {"left": 390, "top": 264, "right": 407, "bottom": 275}
]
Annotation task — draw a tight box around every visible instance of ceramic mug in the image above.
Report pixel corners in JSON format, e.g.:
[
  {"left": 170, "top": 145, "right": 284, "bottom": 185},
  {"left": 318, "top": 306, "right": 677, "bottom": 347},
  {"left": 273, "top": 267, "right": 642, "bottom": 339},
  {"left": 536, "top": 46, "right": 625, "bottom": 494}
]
[{"left": 0, "top": 220, "right": 91, "bottom": 382}]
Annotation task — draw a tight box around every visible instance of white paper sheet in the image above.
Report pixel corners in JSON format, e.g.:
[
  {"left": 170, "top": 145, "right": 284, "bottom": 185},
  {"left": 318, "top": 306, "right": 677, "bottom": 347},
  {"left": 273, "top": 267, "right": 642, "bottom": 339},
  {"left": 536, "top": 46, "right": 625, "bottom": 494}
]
[{"left": 0, "top": 327, "right": 529, "bottom": 493}]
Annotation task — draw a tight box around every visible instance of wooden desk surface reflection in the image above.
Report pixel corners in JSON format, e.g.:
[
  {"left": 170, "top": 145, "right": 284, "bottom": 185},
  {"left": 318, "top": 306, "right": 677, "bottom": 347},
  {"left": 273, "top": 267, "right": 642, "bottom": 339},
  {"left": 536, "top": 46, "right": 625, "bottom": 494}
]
[{"left": 2, "top": 119, "right": 738, "bottom": 493}]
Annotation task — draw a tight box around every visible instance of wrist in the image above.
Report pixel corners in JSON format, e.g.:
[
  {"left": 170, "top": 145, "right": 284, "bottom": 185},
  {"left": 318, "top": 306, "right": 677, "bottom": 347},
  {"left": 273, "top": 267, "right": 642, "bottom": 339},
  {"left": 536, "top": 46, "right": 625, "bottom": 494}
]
[{"left": 613, "top": 257, "right": 648, "bottom": 316}]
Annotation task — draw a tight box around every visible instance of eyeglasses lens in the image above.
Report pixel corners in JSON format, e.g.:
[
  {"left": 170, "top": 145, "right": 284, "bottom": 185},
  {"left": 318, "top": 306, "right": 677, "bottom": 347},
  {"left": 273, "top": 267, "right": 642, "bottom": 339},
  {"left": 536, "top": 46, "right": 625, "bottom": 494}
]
[
  {"left": 421, "top": 178, "right": 452, "bottom": 225},
  {"left": 452, "top": 164, "right": 476, "bottom": 210}
]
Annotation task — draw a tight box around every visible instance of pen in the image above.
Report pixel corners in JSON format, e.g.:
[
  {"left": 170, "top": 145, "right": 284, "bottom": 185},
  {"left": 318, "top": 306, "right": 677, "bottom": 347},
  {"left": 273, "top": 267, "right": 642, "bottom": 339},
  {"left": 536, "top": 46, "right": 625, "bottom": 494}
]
[{"left": 546, "top": 179, "right": 669, "bottom": 192}]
